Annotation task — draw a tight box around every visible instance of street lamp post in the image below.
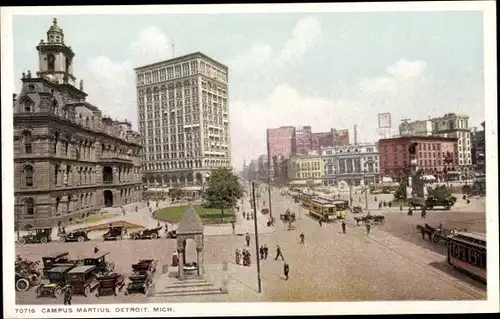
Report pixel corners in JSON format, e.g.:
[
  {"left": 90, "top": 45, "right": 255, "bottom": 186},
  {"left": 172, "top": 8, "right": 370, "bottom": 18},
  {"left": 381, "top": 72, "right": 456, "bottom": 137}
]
[
  {"left": 251, "top": 181, "right": 262, "bottom": 293},
  {"left": 363, "top": 169, "right": 368, "bottom": 210}
]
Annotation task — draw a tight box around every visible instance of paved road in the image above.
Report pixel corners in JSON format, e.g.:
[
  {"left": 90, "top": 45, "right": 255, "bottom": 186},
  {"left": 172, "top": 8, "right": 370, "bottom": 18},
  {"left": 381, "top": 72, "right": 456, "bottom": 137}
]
[{"left": 15, "top": 190, "right": 486, "bottom": 304}]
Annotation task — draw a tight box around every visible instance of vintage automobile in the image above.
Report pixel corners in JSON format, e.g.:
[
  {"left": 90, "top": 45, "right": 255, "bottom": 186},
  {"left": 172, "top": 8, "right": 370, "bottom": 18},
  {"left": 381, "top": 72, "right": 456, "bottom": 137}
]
[
  {"left": 15, "top": 272, "right": 31, "bottom": 292},
  {"left": 81, "top": 251, "right": 115, "bottom": 275},
  {"left": 132, "top": 259, "right": 158, "bottom": 275},
  {"left": 129, "top": 226, "right": 162, "bottom": 240},
  {"left": 42, "top": 252, "right": 71, "bottom": 278},
  {"left": 102, "top": 226, "right": 126, "bottom": 240},
  {"left": 261, "top": 207, "right": 270, "bottom": 214},
  {"left": 165, "top": 229, "right": 177, "bottom": 239},
  {"left": 67, "top": 265, "right": 100, "bottom": 297},
  {"left": 354, "top": 214, "right": 385, "bottom": 225},
  {"left": 95, "top": 272, "right": 126, "bottom": 297},
  {"left": 124, "top": 274, "right": 153, "bottom": 295},
  {"left": 36, "top": 265, "right": 75, "bottom": 298},
  {"left": 59, "top": 229, "right": 90, "bottom": 243},
  {"left": 16, "top": 260, "right": 42, "bottom": 287},
  {"left": 18, "top": 228, "right": 52, "bottom": 245}
]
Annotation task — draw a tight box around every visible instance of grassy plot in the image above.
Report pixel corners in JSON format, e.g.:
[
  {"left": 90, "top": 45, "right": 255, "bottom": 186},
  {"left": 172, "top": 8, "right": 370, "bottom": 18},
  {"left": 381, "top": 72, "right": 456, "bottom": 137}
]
[{"left": 154, "top": 205, "right": 235, "bottom": 223}]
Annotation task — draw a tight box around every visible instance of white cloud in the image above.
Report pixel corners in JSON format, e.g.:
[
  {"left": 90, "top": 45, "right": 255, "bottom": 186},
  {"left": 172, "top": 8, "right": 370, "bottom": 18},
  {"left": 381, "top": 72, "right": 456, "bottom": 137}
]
[
  {"left": 280, "top": 16, "right": 322, "bottom": 65},
  {"left": 229, "top": 16, "right": 322, "bottom": 75},
  {"left": 359, "top": 58, "right": 427, "bottom": 95},
  {"left": 81, "top": 26, "right": 172, "bottom": 126}
]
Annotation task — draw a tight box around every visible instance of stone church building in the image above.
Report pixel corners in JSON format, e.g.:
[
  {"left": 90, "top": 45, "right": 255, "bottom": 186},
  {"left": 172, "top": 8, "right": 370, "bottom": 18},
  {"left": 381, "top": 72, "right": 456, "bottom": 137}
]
[{"left": 13, "top": 18, "right": 143, "bottom": 229}]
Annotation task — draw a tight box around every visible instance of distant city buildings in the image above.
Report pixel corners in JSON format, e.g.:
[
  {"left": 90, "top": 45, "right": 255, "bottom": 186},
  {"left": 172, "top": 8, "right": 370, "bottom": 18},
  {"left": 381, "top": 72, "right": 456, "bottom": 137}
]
[
  {"left": 14, "top": 18, "right": 142, "bottom": 229},
  {"left": 135, "top": 52, "right": 231, "bottom": 190},
  {"left": 286, "top": 152, "right": 324, "bottom": 187},
  {"left": 471, "top": 121, "right": 485, "bottom": 173},
  {"left": 399, "top": 113, "right": 472, "bottom": 177},
  {"left": 321, "top": 143, "right": 380, "bottom": 187},
  {"left": 378, "top": 136, "right": 458, "bottom": 183},
  {"left": 265, "top": 125, "right": 349, "bottom": 184}
]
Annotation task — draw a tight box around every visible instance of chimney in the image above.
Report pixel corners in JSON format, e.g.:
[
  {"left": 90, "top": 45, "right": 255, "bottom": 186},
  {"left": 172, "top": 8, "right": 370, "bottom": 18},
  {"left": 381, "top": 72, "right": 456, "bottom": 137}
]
[{"left": 353, "top": 124, "right": 358, "bottom": 145}]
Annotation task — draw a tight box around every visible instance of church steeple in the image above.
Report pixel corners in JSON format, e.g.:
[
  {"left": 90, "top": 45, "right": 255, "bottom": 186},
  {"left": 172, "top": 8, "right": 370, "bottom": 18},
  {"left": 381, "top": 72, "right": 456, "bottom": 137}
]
[{"left": 36, "top": 17, "right": 76, "bottom": 85}]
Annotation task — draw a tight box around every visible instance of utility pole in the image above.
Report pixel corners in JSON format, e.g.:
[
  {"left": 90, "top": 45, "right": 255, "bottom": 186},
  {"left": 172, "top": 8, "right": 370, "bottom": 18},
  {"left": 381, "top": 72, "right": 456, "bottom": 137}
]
[
  {"left": 364, "top": 171, "right": 368, "bottom": 210},
  {"left": 267, "top": 167, "right": 273, "bottom": 219},
  {"left": 251, "top": 181, "right": 262, "bottom": 293}
]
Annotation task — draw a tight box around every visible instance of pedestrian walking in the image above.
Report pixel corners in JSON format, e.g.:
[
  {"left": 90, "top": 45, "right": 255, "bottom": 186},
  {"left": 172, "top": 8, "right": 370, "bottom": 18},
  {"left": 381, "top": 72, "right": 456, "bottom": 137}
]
[
  {"left": 63, "top": 285, "right": 72, "bottom": 305},
  {"left": 275, "top": 245, "right": 284, "bottom": 260},
  {"left": 259, "top": 246, "right": 264, "bottom": 259},
  {"left": 366, "top": 222, "right": 371, "bottom": 235},
  {"left": 299, "top": 233, "right": 305, "bottom": 244},
  {"left": 341, "top": 221, "right": 346, "bottom": 234},
  {"left": 283, "top": 262, "right": 290, "bottom": 281},
  {"left": 121, "top": 205, "right": 126, "bottom": 216},
  {"left": 157, "top": 220, "right": 160, "bottom": 227},
  {"left": 421, "top": 206, "right": 427, "bottom": 219},
  {"left": 319, "top": 218, "right": 323, "bottom": 227},
  {"left": 231, "top": 221, "right": 235, "bottom": 234},
  {"left": 245, "top": 233, "right": 251, "bottom": 246},
  {"left": 94, "top": 246, "right": 99, "bottom": 254},
  {"left": 264, "top": 245, "right": 269, "bottom": 260}
]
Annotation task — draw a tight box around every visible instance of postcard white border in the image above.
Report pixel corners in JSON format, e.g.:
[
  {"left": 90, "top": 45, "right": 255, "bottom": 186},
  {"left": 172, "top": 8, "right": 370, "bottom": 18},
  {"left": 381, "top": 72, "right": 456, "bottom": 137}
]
[{"left": 1, "top": 2, "right": 498, "bottom": 317}]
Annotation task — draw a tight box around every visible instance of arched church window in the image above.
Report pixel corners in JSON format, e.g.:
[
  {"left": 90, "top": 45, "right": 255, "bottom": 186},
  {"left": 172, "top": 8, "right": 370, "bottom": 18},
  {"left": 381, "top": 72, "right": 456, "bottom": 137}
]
[
  {"left": 24, "top": 99, "right": 33, "bottom": 112},
  {"left": 66, "top": 57, "right": 71, "bottom": 73},
  {"left": 47, "top": 54, "right": 55, "bottom": 72}
]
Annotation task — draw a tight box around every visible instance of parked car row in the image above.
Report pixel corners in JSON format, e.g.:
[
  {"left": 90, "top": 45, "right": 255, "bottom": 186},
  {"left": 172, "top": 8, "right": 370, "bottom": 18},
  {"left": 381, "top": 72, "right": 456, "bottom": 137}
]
[
  {"left": 17, "top": 225, "right": 178, "bottom": 245},
  {"left": 16, "top": 251, "right": 158, "bottom": 298}
]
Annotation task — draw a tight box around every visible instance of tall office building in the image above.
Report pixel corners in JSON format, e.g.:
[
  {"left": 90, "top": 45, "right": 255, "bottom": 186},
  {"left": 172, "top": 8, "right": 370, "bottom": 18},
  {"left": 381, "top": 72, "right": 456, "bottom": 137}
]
[{"left": 135, "top": 52, "right": 231, "bottom": 189}]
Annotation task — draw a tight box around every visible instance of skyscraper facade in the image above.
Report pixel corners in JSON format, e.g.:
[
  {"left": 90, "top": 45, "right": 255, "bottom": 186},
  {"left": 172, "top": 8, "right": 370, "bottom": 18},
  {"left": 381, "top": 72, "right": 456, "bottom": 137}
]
[{"left": 135, "top": 52, "right": 231, "bottom": 189}]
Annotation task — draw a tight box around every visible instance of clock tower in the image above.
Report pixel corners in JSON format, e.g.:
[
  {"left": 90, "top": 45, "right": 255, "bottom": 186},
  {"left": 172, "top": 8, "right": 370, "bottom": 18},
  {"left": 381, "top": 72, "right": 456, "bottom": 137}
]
[{"left": 36, "top": 18, "right": 76, "bottom": 85}]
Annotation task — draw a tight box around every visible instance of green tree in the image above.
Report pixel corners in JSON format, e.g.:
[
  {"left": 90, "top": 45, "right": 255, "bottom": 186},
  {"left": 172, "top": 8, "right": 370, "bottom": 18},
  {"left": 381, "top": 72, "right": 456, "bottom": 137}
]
[
  {"left": 168, "top": 183, "right": 184, "bottom": 200},
  {"left": 203, "top": 167, "right": 244, "bottom": 220},
  {"left": 393, "top": 183, "right": 407, "bottom": 201}
]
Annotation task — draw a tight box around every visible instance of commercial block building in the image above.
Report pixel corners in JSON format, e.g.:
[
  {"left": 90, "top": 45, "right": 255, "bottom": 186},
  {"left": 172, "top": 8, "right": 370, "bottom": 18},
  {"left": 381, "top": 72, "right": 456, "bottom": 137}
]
[
  {"left": 321, "top": 143, "right": 379, "bottom": 187},
  {"left": 135, "top": 52, "right": 231, "bottom": 190},
  {"left": 266, "top": 126, "right": 296, "bottom": 183},
  {"left": 286, "top": 152, "right": 324, "bottom": 187},
  {"left": 378, "top": 136, "right": 458, "bottom": 182},
  {"left": 399, "top": 113, "right": 471, "bottom": 177},
  {"left": 14, "top": 18, "right": 142, "bottom": 229}
]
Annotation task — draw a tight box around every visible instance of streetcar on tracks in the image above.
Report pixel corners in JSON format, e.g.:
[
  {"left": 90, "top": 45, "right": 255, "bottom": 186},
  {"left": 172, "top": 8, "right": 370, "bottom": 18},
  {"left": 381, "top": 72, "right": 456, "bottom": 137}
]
[
  {"left": 447, "top": 231, "right": 486, "bottom": 282},
  {"left": 307, "top": 198, "right": 346, "bottom": 221}
]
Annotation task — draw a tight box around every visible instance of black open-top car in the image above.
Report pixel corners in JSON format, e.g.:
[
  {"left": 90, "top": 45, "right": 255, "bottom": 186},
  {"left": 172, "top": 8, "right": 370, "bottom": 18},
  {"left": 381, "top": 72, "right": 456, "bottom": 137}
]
[
  {"left": 102, "top": 226, "right": 125, "bottom": 241},
  {"left": 59, "top": 229, "right": 90, "bottom": 243}
]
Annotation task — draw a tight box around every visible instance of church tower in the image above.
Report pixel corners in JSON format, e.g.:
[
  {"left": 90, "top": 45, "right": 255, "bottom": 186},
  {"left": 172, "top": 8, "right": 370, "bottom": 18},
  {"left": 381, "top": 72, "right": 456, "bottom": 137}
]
[{"left": 36, "top": 18, "right": 76, "bottom": 85}]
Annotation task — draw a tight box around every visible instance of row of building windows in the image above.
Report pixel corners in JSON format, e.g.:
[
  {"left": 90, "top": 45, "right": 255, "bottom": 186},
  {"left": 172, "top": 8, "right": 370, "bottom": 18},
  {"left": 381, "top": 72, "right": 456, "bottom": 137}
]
[
  {"left": 144, "top": 158, "right": 230, "bottom": 171},
  {"left": 137, "top": 61, "right": 227, "bottom": 86}
]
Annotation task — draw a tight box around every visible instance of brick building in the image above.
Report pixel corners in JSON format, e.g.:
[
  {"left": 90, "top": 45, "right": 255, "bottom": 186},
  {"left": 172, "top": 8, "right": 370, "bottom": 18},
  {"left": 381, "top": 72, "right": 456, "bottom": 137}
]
[
  {"left": 13, "top": 18, "right": 142, "bottom": 229},
  {"left": 266, "top": 126, "right": 296, "bottom": 183},
  {"left": 378, "top": 136, "right": 458, "bottom": 182},
  {"left": 295, "top": 126, "right": 313, "bottom": 154}
]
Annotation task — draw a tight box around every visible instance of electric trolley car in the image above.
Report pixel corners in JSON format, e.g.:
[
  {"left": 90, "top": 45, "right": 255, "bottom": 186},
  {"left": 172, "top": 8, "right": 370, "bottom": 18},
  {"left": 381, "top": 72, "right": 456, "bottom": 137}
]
[{"left": 447, "top": 231, "right": 486, "bottom": 282}]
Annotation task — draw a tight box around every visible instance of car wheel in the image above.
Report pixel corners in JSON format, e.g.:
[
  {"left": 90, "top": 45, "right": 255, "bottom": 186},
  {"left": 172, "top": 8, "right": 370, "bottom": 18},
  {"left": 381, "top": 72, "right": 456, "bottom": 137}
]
[
  {"left": 16, "top": 278, "right": 30, "bottom": 292},
  {"left": 59, "top": 237, "right": 66, "bottom": 243},
  {"left": 432, "top": 235, "right": 440, "bottom": 243},
  {"left": 151, "top": 233, "right": 158, "bottom": 240},
  {"left": 116, "top": 235, "right": 122, "bottom": 240},
  {"left": 19, "top": 238, "right": 26, "bottom": 245},
  {"left": 40, "top": 237, "right": 48, "bottom": 244},
  {"left": 130, "top": 234, "right": 136, "bottom": 240},
  {"left": 54, "top": 287, "right": 62, "bottom": 298},
  {"left": 78, "top": 236, "right": 85, "bottom": 243},
  {"left": 84, "top": 286, "right": 91, "bottom": 297}
]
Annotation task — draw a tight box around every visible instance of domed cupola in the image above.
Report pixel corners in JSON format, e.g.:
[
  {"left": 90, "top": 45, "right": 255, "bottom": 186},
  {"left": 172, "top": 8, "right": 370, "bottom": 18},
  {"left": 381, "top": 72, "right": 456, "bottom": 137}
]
[{"left": 47, "top": 18, "right": 64, "bottom": 44}]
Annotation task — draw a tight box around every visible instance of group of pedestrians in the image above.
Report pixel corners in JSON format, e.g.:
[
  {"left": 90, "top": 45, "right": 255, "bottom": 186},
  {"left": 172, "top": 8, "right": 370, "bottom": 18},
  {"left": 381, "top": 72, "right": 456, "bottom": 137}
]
[
  {"left": 259, "top": 245, "right": 269, "bottom": 260},
  {"left": 235, "top": 248, "right": 252, "bottom": 266}
]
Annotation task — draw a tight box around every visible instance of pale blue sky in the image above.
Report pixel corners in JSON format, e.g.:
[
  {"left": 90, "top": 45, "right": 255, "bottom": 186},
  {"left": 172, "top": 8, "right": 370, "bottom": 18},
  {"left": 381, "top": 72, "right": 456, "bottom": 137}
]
[{"left": 12, "top": 11, "right": 485, "bottom": 169}]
